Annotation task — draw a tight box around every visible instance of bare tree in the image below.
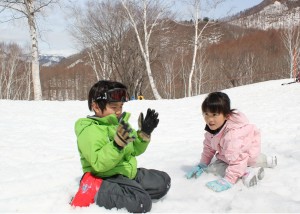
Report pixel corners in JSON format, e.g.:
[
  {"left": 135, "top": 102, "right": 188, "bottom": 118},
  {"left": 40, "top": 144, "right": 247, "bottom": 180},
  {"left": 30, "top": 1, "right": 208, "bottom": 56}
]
[
  {"left": 0, "top": 42, "right": 31, "bottom": 100},
  {"left": 180, "top": 0, "right": 225, "bottom": 97},
  {"left": 120, "top": 0, "right": 172, "bottom": 99},
  {"left": 68, "top": 0, "right": 147, "bottom": 97},
  {"left": 69, "top": 1, "right": 115, "bottom": 80},
  {"left": 193, "top": 42, "right": 208, "bottom": 95},
  {"left": 0, "top": 0, "right": 59, "bottom": 100},
  {"left": 159, "top": 54, "right": 180, "bottom": 99},
  {"left": 86, "top": 45, "right": 112, "bottom": 81},
  {"left": 281, "top": 27, "right": 300, "bottom": 79},
  {"left": 187, "top": 0, "right": 208, "bottom": 97},
  {"left": 242, "top": 52, "right": 257, "bottom": 85}
]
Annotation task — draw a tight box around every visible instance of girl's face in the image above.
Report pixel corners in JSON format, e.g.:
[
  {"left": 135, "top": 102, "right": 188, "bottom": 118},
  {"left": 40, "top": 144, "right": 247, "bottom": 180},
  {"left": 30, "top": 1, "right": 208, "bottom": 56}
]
[
  {"left": 203, "top": 111, "right": 227, "bottom": 130},
  {"left": 93, "top": 102, "right": 124, "bottom": 119}
]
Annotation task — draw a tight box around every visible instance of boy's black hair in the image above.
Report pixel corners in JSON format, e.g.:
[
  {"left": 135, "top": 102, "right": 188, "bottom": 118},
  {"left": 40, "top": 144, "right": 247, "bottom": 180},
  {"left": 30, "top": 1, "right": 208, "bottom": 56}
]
[
  {"left": 88, "top": 80, "right": 127, "bottom": 112},
  {"left": 201, "top": 92, "right": 234, "bottom": 116}
]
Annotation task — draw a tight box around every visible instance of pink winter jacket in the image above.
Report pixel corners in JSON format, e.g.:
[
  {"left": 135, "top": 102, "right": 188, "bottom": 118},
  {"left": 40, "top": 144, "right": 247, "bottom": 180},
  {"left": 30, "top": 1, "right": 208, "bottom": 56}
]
[{"left": 200, "top": 111, "right": 261, "bottom": 184}]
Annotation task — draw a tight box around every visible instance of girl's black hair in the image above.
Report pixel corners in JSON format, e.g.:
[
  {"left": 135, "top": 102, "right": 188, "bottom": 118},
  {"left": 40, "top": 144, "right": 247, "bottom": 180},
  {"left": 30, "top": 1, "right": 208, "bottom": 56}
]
[
  {"left": 201, "top": 92, "right": 235, "bottom": 116},
  {"left": 88, "top": 80, "right": 127, "bottom": 112}
]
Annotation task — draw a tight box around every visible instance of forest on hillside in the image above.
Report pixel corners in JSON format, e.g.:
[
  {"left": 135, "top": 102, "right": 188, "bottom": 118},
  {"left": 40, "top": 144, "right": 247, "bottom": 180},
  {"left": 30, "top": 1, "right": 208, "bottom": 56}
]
[{"left": 0, "top": 1, "right": 299, "bottom": 100}]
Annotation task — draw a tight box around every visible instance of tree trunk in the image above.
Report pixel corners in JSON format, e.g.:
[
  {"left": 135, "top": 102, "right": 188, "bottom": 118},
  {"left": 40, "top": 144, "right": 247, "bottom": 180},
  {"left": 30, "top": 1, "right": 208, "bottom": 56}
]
[
  {"left": 26, "top": 0, "right": 42, "bottom": 100},
  {"left": 121, "top": 0, "right": 162, "bottom": 99},
  {"left": 31, "top": 36, "right": 42, "bottom": 100}
]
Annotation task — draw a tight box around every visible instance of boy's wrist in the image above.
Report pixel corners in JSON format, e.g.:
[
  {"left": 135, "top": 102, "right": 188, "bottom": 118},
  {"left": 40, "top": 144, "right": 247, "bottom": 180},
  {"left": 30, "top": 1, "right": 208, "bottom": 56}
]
[
  {"left": 113, "top": 141, "right": 124, "bottom": 150},
  {"left": 138, "top": 131, "right": 151, "bottom": 142}
]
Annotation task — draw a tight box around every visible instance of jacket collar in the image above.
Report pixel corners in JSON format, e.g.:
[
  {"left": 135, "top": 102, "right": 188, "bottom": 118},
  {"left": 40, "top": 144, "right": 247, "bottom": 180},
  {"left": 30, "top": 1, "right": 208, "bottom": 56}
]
[
  {"left": 204, "top": 120, "right": 227, "bottom": 135},
  {"left": 87, "top": 112, "right": 130, "bottom": 125}
]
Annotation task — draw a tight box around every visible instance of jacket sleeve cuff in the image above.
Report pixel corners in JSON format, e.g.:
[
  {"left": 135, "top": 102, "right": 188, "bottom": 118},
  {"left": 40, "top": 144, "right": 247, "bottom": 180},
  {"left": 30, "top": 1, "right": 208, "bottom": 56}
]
[
  {"left": 113, "top": 141, "right": 124, "bottom": 150},
  {"left": 138, "top": 131, "right": 151, "bottom": 142}
]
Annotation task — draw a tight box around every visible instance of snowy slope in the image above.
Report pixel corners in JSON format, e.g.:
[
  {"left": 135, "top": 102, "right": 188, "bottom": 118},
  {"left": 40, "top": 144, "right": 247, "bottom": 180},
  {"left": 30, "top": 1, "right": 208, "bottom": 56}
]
[{"left": 0, "top": 79, "right": 300, "bottom": 213}]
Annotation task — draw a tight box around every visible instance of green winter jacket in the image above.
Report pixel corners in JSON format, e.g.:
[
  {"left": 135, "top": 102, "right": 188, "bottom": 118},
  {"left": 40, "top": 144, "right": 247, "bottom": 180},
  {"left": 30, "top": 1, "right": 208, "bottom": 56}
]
[{"left": 75, "top": 112, "right": 149, "bottom": 179}]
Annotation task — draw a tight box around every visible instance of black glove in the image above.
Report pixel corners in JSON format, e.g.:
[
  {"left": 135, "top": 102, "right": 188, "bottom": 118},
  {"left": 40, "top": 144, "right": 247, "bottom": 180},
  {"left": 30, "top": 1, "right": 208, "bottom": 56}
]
[
  {"left": 138, "top": 108, "right": 159, "bottom": 135},
  {"left": 114, "top": 121, "right": 135, "bottom": 148}
]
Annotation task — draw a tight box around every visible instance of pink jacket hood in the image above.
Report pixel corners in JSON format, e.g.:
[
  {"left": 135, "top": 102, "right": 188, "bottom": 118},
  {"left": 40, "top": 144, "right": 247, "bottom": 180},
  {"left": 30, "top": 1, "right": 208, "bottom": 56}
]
[{"left": 226, "top": 111, "right": 249, "bottom": 129}]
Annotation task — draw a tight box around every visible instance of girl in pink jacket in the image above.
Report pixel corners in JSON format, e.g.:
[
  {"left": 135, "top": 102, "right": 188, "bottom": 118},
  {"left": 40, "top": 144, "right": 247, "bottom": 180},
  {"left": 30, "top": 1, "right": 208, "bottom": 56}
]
[{"left": 185, "top": 92, "right": 277, "bottom": 192}]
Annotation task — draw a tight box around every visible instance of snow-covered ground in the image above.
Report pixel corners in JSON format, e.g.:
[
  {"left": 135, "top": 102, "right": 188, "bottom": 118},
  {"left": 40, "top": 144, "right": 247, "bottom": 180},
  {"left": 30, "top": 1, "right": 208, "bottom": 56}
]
[{"left": 0, "top": 79, "right": 300, "bottom": 213}]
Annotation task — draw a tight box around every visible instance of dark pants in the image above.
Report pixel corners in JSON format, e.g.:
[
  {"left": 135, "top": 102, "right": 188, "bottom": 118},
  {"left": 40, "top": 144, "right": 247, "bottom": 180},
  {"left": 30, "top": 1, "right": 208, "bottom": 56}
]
[{"left": 94, "top": 168, "right": 171, "bottom": 213}]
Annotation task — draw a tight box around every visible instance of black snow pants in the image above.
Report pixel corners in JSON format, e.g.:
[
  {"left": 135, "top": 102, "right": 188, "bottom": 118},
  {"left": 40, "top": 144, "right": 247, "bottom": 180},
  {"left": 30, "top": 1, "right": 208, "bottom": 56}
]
[{"left": 94, "top": 168, "right": 171, "bottom": 213}]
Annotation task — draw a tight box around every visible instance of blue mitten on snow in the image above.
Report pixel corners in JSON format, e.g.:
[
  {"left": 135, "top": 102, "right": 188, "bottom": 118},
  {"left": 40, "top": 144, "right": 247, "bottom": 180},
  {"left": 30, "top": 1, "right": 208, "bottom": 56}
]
[
  {"left": 206, "top": 178, "right": 232, "bottom": 192},
  {"left": 185, "top": 163, "right": 207, "bottom": 179}
]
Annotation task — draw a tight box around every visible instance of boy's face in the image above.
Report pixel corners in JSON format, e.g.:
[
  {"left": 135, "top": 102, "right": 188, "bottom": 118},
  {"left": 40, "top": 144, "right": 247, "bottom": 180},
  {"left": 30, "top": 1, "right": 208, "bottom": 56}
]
[
  {"left": 94, "top": 102, "right": 124, "bottom": 119},
  {"left": 203, "top": 111, "right": 227, "bottom": 130}
]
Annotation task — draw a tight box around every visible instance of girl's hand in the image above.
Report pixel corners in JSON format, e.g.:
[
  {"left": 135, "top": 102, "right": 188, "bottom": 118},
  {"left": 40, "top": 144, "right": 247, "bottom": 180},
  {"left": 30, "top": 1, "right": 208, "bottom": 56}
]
[
  {"left": 185, "top": 163, "right": 207, "bottom": 179},
  {"left": 206, "top": 178, "right": 233, "bottom": 192}
]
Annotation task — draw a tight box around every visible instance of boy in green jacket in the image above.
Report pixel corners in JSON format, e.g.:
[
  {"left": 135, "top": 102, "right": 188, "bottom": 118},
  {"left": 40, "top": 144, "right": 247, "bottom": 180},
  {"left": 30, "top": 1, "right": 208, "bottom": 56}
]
[{"left": 70, "top": 80, "right": 171, "bottom": 213}]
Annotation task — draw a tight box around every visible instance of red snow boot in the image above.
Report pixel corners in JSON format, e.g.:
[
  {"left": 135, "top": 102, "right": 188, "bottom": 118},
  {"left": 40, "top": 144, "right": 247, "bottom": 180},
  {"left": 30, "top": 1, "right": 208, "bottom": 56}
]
[{"left": 70, "top": 172, "right": 103, "bottom": 207}]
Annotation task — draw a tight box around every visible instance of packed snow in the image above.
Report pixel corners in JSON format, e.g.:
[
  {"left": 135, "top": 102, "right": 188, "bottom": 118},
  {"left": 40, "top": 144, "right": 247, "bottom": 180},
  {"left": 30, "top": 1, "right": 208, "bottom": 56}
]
[{"left": 0, "top": 79, "right": 300, "bottom": 213}]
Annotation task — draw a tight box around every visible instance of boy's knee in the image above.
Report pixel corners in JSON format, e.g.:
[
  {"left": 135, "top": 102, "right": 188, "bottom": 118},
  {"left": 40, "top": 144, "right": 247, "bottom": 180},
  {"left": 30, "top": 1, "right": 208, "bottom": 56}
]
[
  {"left": 161, "top": 171, "right": 171, "bottom": 196},
  {"left": 95, "top": 180, "right": 152, "bottom": 213},
  {"left": 152, "top": 171, "right": 171, "bottom": 199}
]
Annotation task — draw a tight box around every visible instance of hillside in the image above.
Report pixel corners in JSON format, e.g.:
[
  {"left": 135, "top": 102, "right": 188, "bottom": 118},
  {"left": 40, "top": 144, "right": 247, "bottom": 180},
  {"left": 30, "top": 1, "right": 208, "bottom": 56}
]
[
  {"left": 37, "top": 0, "right": 299, "bottom": 100},
  {"left": 227, "top": 0, "right": 300, "bottom": 29},
  {"left": 39, "top": 54, "right": 65, "bottom": 67}
]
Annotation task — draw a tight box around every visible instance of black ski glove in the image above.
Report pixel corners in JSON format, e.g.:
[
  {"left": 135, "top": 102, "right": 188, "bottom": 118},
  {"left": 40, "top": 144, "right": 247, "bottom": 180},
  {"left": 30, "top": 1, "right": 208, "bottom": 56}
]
[
  {"left": 138, "top": 108, "right": 159, "bottom": 141},
  {"left": 114, "top": 121, "right": 135, "bottom": 148}
]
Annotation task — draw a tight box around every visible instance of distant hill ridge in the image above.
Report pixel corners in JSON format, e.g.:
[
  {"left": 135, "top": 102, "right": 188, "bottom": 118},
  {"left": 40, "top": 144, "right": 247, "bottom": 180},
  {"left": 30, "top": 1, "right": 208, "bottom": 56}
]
[
  {"left": 226, "top": 0, "right": 300, "bottom": 30},
  {"left": 43, "top": 0, "right": 300, "bottom": 69},
  {"left": 39, "top": 54, "right": 65, "bottom": 67}
]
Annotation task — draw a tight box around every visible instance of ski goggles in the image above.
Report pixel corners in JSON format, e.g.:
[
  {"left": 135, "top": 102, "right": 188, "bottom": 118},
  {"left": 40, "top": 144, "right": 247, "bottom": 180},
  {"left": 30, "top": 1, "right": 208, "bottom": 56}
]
[{"left": 95, "top": 88, "right": 129, "bottom": 102}]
